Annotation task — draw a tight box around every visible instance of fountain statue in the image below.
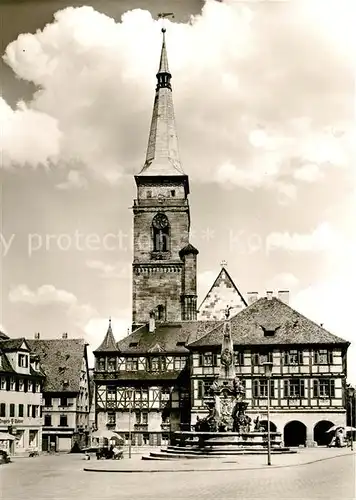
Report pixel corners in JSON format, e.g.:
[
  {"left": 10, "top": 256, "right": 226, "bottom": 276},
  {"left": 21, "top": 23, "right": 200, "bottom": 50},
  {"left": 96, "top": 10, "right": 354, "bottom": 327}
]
[{"left": 195, "top": 306, "right": 251, "bottom": 433}]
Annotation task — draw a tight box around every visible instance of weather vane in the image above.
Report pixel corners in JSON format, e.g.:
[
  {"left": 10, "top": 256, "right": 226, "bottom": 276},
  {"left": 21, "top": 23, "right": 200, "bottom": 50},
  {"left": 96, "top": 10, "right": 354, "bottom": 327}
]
[{"left": 158, "top": 12, "right": 175, "bottom": 30}]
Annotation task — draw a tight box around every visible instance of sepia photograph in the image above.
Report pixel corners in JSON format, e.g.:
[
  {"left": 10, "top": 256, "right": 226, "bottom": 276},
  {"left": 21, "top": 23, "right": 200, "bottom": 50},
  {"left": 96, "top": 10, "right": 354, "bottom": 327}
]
[{"left": 0, "top": 0, "right": 355, "bottom": 498}]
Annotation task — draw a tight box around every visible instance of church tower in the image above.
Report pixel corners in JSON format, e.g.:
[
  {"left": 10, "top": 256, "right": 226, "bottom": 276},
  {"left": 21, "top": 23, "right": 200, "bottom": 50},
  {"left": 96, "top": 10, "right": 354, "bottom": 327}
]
[{"left": 132, "top": 28, "right": 198, "bottom": 327}]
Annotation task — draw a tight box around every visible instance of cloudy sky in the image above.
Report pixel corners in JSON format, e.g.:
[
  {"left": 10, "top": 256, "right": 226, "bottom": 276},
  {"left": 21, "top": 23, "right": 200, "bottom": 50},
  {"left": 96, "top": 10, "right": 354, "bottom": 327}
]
[{"left": 0, "top": 0, "right": 355, "bottom": 380}]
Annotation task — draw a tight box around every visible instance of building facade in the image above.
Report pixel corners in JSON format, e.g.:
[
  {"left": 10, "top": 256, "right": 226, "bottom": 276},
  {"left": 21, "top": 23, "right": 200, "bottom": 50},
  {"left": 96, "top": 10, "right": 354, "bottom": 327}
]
[
  {"left": 93, "top": 28, "right": 350, "bottom": 448},
  {"left": 0, "top": 335, "right": 45, "bottom": 455},
  {"left": 28, "top": 335, "right": 91, "bottom": 452}
]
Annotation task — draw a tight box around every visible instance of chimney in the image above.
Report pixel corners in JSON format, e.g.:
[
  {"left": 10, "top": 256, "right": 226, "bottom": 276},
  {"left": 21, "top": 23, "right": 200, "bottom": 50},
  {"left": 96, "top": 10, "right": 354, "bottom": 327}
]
[
  {"left": 266, "top": 291, "right": 273, "bottom": 300},
  {"left": 149, "top": 311, "right": 156, "bottom": 333},
  {"left": 62, "top": 332, "right": 68, "bottom": 339},
  {"left": 247, "top": 292, "right": 259, "bottom": 305},
  {"left": 277, "top": 290, "right": 289, "bottom": 305},
  {"left": 34, "top": 332, "right": 40, "bottom": 339}
]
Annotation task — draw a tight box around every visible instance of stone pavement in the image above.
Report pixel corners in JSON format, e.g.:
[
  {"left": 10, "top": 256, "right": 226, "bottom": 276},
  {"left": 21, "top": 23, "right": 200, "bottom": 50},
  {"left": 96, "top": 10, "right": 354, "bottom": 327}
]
[
  {"left": 84, "top": 446, "right": 356, "bottom": 472},
  {"left": 2, "top": 449, "right": 355, "bottom": 500}
]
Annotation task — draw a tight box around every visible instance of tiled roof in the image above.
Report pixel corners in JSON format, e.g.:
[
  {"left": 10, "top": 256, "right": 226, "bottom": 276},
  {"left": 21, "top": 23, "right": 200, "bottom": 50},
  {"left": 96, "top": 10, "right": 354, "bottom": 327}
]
[
  {"left": 198, "top": 267, "right": 247, "bottom": 321},
  {"left": 190, "top": 297, "right": 350, "bottom": 348},
  {"left": 179, "top": 243, "right": 199, "bottom": 258},
  {"left": 27, "top": 339, "right": 87, "bottom": 392},
  {"left": 0, "top": 338, "right": 30, "bottom": 351},
  {"left": 0, "top": 331, "right": 9, "bottom": 340},
  {"left": 115, "top": 321, "right": 221, "bottom": 355},
  {"left": 0, "top": 352, "right": 15, "bottom": 373},
  {"left": 94, "top": 319, "right": 119, "bottom": 353}
]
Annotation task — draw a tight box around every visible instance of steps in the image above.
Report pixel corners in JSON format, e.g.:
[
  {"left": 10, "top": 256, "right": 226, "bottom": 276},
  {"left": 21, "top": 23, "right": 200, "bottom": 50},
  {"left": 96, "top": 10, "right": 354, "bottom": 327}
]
[{"left": 142, "top": 445, "right": 297, "bottom": 461}]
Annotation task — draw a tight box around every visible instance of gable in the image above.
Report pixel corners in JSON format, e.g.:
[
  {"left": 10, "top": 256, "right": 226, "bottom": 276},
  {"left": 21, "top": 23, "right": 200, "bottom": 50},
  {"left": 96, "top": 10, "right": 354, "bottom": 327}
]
[{"left": 198, "top": 267, "right": 247, "bottom": 321}]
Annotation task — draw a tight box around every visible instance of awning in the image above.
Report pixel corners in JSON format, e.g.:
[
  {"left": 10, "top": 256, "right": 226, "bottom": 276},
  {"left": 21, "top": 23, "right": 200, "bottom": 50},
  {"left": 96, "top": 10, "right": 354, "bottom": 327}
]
[{"left": 0, "top": 432, "right": 16, "bottom": 441}]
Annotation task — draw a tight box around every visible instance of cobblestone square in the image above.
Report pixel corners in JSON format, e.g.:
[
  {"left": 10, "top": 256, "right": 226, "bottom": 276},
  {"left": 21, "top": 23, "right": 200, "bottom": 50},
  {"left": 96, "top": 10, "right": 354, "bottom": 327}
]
[{"left": 1, "top": 449, "right": 355, "bottom": 500}]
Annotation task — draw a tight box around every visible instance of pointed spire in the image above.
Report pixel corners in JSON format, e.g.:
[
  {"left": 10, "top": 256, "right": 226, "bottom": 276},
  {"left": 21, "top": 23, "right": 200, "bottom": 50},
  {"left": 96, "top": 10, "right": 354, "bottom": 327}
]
[
  {"left": 137, "top": 27, "right": 185, "bottom": 177},
  {"left": 94, "top": 317, "right": 119, "bottom": 352},
  {"left": 157, "top": 28, "right": 170, "bottom": 80}
]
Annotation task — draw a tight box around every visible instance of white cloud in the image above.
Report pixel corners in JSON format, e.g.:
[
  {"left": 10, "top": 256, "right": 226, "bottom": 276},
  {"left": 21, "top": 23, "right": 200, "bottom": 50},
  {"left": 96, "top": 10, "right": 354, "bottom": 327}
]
[
  {"left": 9, "top": 284, "right": 77, "bottom": 305},
  {"left": 197, "top": 269, "right": 217, "bottom": 302},
  {"left": 8, "top": 284, "right": 97, "bottom": 329},
  {"left": 56, "top": 170, "right": 88, "bottom": 190},
  {"left": 1, "top": 1, "right": 353, "bottom": 192},
  {"left": 267, "top": 273, "right": 300, "bottom": 291},
  {"left": 293, "top": 163, "right": 323, "bottom": 183},
  {"left": 0, "top": 98, "right": 61, "bottom": 168},
  {"left": 292, "top": 277, "right": 356, "bottom": 384},
  {"left": 266, "top": 222, "right": 338, "bottom": 253},
  {"left": 86, "top": 259, "right": 130, "bottom": 279}
]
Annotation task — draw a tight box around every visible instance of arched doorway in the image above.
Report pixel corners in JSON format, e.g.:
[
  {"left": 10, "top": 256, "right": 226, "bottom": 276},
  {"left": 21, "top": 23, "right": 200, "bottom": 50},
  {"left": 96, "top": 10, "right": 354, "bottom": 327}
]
[
  {"left": 313, "top": 420, "right": 334, "bottom": 446},
  {"left": 284, "top": 421, "right": 307, "bottom": 447},
  {"left": 260, "top": 421, "right": 277, "bottom": 432}
]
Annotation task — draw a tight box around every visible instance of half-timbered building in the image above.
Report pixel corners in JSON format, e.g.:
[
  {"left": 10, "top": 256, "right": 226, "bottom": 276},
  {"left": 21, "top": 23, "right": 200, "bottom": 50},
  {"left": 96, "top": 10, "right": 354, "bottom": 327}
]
[{"left": 92, "top": 28, "right": 350, "bottom": 448}]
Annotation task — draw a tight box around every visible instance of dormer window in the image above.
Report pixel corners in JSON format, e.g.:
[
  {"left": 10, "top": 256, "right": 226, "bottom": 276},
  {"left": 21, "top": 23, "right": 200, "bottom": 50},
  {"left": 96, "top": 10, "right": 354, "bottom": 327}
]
[
  {"left": 18, "top": 354, "right": 28, "bottom": 368},
  {"left": 147, "top": 190, "right": 152, "bottom": 198},
  {"left": 264, "top": 330, "right": 275, "bottom": 337},
  {"left": 129, "top": 342, "right": 138, "bottom": 348}
]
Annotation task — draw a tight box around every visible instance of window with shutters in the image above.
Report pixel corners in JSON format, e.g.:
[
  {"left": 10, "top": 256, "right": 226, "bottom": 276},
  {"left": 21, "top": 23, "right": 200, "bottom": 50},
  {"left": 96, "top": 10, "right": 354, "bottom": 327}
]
[
  {"left": 10, "top": 403, "right": 15, "bottom": 417},
  {"left": 252, "top": 351, "right": 273, "bottom": 365},
  {"left": 198, "top": 352, "right": 217, "bottom": 367},
  {"left": 148, "top": 357, "right": 166, "bottom": 372},
  {"left": 107, "top": 386, "right": 116, "bottom": 401},
  {"left": 313, "top": 379, "right": 335, "bottom": 398},
  {"left": 44, "top": 396, "right": 52, "bottom": 407},
  {"left": 28, "top": 381, "right": 33, "bottom": 392},
  {"left": 59, "top": 415, "right": 68, "bottom": 426},
  {"left": 134, "top": 389, "right": 149, "bottom": 405},
  {"left": 174, "top": 356, "right": 187, "bottom": 370},
  {"left": 0, "top": 403, "right": 5, "bottom": 417},
  {"left": 234, "top": 350, "right": 245, "bottom": 366},
  {"left": 197, "top": 379, "right": 213, "bottom": 399},
  {"left": 284, "top": 350, "right": 303, "bottom": 365},
  {"left": 97, "top": 358, "right": 105, "bottom": 371},
  {"left": 18, "top": 354, "right": 28, "bottom": 368},
  {"left": 18, "top": 404, "right": 24, "bottom": 417},
  {"left": 284, "top": 379, "right": 305, "bottom": 398},
  {"left": 0, "top": 377, "right": 5, "bottom": 390},
  {"left": 126, "top": 357, "right": 138, "bottom": 371},
  {"left": 10, "top": 378, "right": 16, "bottom": 391},
  {"left": 107, "top": 412, "right": 116, "bottom": 425},
  {"left": 44, "top": 414, "right": 52, "bottom": 426},
  {"left": 108, "top": 357, "right": 116, "bottom": 372},
  {"left": 314, "top": 349, "right": 333, "bottom": 365},
  {"left": 252, "top": 379, "right": 275, "bottom": 398}
]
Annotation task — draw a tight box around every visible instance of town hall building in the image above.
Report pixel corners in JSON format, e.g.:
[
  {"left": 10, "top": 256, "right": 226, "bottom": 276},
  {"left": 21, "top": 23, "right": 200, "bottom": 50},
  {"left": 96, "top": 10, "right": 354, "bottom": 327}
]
[{"left": 93, "top": 28, "right": 350, "bottom": 448}]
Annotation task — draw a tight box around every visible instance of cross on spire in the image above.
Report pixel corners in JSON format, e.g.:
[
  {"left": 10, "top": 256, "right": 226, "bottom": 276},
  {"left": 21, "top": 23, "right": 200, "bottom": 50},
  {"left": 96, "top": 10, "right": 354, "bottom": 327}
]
[{"left": 221, "top": 260, "right": 228, "bottom": 268}]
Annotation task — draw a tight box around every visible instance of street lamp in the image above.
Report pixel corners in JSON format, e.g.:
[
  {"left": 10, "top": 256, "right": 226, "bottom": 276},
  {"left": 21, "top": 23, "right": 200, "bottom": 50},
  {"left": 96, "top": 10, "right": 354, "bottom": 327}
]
[
  {"left": 347, "top": 386, "right": 355, "bottom": 450},
  {"left": 127, "top": 388, "right": 134, "bottom": 459},
  {"left": 263, "top": 361, "right": 273, "bottom": 466}
]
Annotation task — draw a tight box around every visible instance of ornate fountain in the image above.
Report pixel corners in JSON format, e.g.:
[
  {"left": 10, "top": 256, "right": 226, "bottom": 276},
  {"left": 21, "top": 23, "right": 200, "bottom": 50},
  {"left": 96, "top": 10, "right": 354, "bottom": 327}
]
[{"left": 195, "top": 306, "right": 251, "bottom": 434}]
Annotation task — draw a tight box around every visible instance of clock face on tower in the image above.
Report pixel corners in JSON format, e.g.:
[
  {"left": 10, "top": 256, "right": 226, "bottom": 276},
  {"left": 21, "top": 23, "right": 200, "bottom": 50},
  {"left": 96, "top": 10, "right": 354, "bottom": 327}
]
[{"left": 152, "top": 212, "right": 169, "bottom": 229}]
